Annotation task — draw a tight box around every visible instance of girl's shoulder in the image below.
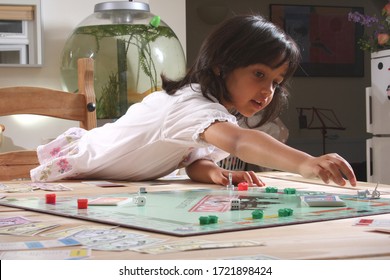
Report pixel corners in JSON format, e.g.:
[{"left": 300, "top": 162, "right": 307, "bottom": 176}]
[{"left": 174, "top": 84, "right": 215, "bottom": 104}]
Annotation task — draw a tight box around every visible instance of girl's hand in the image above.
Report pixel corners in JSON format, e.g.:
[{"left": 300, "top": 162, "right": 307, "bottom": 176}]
[
  {"left": 298, "top": 153, "right": 357, "bottom": 187},
  {"left": 211, "top": 169, "right": 265, "bottom": 187}
]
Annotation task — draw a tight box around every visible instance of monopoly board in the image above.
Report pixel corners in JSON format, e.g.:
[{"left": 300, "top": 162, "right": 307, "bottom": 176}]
[{"left": 1, "top": 182, "right": 390, "bottom": 236}]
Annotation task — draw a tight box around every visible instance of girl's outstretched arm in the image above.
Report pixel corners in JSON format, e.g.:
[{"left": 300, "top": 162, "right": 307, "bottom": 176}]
[{"left": 201, "top": 121, "right": 357, "bottom": 187}]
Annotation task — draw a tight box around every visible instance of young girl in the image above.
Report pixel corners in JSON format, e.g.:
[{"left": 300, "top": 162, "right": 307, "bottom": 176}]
[{"left": 30, "top": 14, "right": 357, "bottom": 187}]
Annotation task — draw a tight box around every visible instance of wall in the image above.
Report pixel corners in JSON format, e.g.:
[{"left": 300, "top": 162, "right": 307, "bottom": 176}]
[
  {"left": 0, "top": 0, "right": 383, "bottom": 177},
  {"left": 0, "top": 0, "right": 185, "bottom": 151},
  {"left": 0, "top": 0, "right": 186, "bottom": 88},
  {"left": 186, "top": 0, "right": 381, "bottom": 168}
]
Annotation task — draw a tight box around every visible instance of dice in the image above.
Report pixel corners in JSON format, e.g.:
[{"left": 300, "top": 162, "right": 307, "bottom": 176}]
[
  {"left": 133, "top": 195, "right": 146, "bottom": 206},
  {"left": 230, "top": 198, "right": 240, "bottom": 210}
]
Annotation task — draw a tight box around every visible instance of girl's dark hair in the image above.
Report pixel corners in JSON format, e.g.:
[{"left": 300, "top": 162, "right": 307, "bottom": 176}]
[{"left": 162, "top": 14, "right": 301, "bottom": 127}]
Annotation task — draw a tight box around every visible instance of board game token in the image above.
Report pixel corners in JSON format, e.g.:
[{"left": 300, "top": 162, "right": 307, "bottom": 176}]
[
  {"left": 370, "top": 183, "right": 381, "bottom": 199},
  {"left": 357, "top": 190, "right": 370, "bottom": 198},
  {"left": 199, "top": 216, "right": 210, "bottom": 225},
  {"left": 77, "top": 199, "right": 88, "bottom": 209},
  {"left": 237, "top": 182, "right": 249, "bottom": 191},
  {"left": 226, "top": 172, "right": 235, "bottom": 190},
  {"left": 278, "top": 208, "right": 293, "bottom": 217},
  {"left": 265, "top": 187, "right": 278, "bottom": 193},
  {"left": 208, "top": 215, "right": 218, "bottom": 224},
  {"left": 139, "top": 187, "right": 147, "bottom": 194},
  {"left": 251, "top": 210, "right": 264, "bottom": 219},
  {"left": 45, "top": 193, "right": 56, "bottom": 204},
  {"left": 284, "top": 188, "right": 296, "bottom": 194}
]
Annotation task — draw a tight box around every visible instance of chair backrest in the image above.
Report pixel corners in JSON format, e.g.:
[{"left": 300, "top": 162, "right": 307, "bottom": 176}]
[{"left": 0, "top": 58, "right": 97, "bottom": 180}]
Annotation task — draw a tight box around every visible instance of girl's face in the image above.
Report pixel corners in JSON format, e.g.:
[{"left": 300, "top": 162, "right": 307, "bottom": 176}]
[{"left": 223, "top": 62, "right": 288, "bottom": 117}]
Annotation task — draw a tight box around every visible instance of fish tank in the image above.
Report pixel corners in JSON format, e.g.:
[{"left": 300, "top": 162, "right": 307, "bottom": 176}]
[{"left": 60, "top": 1, "right": 186, "bottom": 120}]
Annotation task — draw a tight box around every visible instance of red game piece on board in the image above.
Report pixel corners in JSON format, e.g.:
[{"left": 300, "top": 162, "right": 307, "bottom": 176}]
[
  {"left": 77, "top": 198, "right": 88, "bottom": 209},
  {"left": 45, "top": 193, "right": 56, "bottom": 204},
  {"left": 237, "top": 182, "right": 248, "bottom": 191}
]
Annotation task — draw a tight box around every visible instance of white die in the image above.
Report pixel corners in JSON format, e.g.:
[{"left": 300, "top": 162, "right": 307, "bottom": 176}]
[
  {"left": 134, "top": 196, "right": 146, "bottom": 206},
  {"left": 230, "top": 198, "right": 240, "bottom": 210}
]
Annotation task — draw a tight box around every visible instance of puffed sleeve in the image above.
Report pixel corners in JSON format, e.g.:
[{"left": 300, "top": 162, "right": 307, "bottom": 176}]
[{"left": 162, "top": 90, "right": 238, "bottom": 166}]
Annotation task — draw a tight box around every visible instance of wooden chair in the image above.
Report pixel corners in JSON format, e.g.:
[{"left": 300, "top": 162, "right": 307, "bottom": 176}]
[{"left": 0, "top": 58, "right": 97, "bottom": 180}]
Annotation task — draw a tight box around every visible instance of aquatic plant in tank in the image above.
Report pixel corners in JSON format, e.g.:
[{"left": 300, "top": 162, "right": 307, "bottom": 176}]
[{"left": 60, "top": 1, "right": 186, "bottom": 120}]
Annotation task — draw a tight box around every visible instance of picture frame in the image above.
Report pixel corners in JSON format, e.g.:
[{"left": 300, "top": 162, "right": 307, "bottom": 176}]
[{"left": 270, "top": 4, "right": 364, "bottom": 77}]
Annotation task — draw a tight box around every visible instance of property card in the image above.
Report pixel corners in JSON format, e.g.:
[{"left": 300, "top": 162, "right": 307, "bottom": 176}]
[
  {"left": 0, "top": 216, "right": 33, "bottom": 228},
  {"left": 0, "top": 248, "right": 91, "bottom": 260},
  {"left": 90, "top": 237, "right": 165, "bottom": 251},
  {"left": 355, "top": 218, "right": 390, "bottom": 227},
  {"left": 134, "top": 239, "right": 263, "bottom": 254},
  {"left": 27, "top": 183, "right": 73, "bottom": 191},
  {"left": 133, "top": 239, "right": 210, "bottom": 254},
  {"left": 0, "top": 222, "right": 60, "bottom": 236},
  {"left": 0, "top": 237, "right": 80, "bottom": 251},
  {"left": 300, "top": 195, "right": 346, "bottom": 207},
  {"left": 88, "top": 197, "right": 131, "bottom": 206},
  {"left": 0, "top": 184, "right": 35, "bottom": 193},
  {"left": 67, "top": 229, "right": 147, "bottom": 246},
  {"left": 82, "top": 181, "right": 126, "bottom": 187},
  {"left": 41, "top": 225, "right": 116, "bottom": 238}
]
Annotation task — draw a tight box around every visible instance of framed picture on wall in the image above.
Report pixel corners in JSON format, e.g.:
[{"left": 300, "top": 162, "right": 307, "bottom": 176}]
[{"left": 270, "top": 4, "right": 364, "bottom": 77}]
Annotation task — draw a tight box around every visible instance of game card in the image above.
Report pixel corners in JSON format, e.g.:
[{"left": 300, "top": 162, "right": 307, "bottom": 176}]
[
  {"left": 27, "top": 183, "right": 73, "bottom": 191},
  {"left": 0, "top": 184, "right": 35, "bottom": 193},
  {"left": 82, "top": 181, "right": 126, "bottom": 187},
  {"left": 0, "top": 222, "right": 60, "bottom": 236},
  {"left": 90, "top": 237, "right": 165, "bottom": 251},
  {"left": 0, "top": 216, "right": 33, "bottom": 228},
  {"left": 0, "top": 237, "right": 80, "bottom": 251},
  {"left": 67, "top": 229, "right": 147, "bottom": 246},
  {"left": 41, "top": 225, "right": 116, "bottom": 238},
  {"left": 134, "top": 239, "right": 263, "bottom": 254},
  {"left": 133, "top": 239, "right": 210, "bottom": 254},
  {"left": 0, "top": 248, "right": 91, "bottom": 260},
  {"left": 355, "top": 218, "right": 390, "bottom": 227},
  {"left": 88, "top": 197, "right": 131, "bottom": 206}
]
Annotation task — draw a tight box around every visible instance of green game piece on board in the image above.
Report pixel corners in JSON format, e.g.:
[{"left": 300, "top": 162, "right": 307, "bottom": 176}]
[
  {"left": 251, "top": 210, "right": 264, "bottom": 219},
  {"left": 278, "top": 208, "right": 286, "bottom": 217},
  {"left": 266, "top": 187, "right": 278, "bottom": 193},
  {"left": 208, "top": 215, "right": 218, "bottom": 224},
  {"left": 150, "top": 16, "right": 161, "bottom": 28},
  {"left": 278, "top": 208, "right": 293, "bottom": 217},
  {"left": 199, "top": 216, "right": 210, "bottom": 225},
  {"left": 285, "top": 208, "right": 293, "bottom": 216},
  {"left": 284, "top": 188, "right": 296, "bottom": 194}
]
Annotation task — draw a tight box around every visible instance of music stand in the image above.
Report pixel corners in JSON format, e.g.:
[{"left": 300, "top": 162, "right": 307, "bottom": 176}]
[{"left": 296, "top": 107, "right": 345, "bottom": 154}]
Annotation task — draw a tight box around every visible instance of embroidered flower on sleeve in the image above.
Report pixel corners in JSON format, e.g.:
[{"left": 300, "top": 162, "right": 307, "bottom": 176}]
[
  {"left": 50, "top": 147, "right": 61, "bottom": 157},
  {"left": 57, "top": 158, "right": 72, "bottom": 174},
  {"left": 39, "top": 165, "right": 52, "bottom": 181}
]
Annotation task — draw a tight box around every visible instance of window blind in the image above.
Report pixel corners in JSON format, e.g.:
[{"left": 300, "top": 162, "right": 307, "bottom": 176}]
[{"left": 0, "top": 5, "right": 34, "bottom": 21}]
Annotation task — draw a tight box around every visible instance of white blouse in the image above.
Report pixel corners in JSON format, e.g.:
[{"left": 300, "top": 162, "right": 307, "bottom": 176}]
[{"left": 30, "top": 84, "right": 237, "bottom": 182}]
